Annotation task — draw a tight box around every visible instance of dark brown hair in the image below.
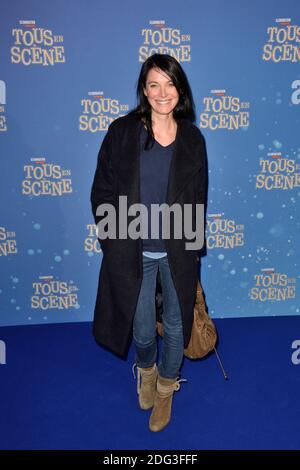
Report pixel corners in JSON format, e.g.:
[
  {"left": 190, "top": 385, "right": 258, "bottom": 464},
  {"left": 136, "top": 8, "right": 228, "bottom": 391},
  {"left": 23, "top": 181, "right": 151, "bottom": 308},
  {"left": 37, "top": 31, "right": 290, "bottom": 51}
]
[{"left": 128, "top": 53, "right": 196, "bottom": 150}]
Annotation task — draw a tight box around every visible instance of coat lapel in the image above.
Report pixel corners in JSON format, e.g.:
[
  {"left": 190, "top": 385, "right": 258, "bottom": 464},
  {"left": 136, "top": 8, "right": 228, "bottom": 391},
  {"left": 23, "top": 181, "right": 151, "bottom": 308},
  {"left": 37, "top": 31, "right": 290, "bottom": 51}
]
[
  {"left": 117, "top": 114, "right": 203, "bottom": 206},
  {"left": 166, "top": 118, "right": 203, "bottom": 205}
]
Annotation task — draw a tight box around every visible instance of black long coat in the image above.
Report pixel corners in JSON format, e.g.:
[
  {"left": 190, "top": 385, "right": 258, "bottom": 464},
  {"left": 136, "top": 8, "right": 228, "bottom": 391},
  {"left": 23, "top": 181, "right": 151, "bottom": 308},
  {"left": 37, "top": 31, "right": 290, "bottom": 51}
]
[{"left": 90, "top": 112, "right": 208, "bottom": 358}]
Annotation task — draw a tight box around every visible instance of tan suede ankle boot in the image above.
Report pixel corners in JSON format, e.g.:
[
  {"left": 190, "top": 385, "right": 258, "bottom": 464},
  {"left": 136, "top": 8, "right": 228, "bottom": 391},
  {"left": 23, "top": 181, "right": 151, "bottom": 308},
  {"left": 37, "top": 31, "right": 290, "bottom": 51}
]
[
  {"left": 136, "top": 363, "right": 158, "bottom": 410},
  {"left": 149, "top": 374, "right": 184, "bottom": 432}
]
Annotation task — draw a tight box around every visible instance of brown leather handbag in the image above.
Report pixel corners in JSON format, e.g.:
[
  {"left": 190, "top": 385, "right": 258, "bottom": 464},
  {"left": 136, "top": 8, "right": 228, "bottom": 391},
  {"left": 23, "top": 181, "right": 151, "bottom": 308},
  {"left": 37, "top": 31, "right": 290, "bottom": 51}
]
[
  {"left": 156, "top": 278, "right": 217, "bottom": 360},
  {"left": 183, "top": 280, "right": 217, "bottom": 359}
]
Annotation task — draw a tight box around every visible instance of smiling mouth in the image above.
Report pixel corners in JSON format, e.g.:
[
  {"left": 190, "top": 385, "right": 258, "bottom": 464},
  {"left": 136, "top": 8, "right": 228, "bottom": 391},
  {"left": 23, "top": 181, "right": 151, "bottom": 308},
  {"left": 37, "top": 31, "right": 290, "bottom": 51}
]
[{"left": 156, "top": 100, "right": 171, "bottom": 104}]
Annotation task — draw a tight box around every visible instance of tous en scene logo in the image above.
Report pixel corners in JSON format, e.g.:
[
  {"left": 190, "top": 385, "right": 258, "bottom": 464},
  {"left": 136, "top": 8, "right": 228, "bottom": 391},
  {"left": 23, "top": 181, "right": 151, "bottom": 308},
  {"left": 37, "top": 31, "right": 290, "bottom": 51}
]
[
  {"left": 85, "top": 224, "right": 103, "bottom": 254},
  {"left": 11, "top": 20, "right": 65, "bottom": 66},
  {"left": 139, "top": 20, "right": 191, "bottom": 62},
  {"left": 22, "top": 158, "right": 72, "bottom": 197},
  {"left": 31, "top": 276, "right": 79, "bottom": 310},
  {"left": 250, "top": 268, "right": 296, "bottom": 302},
  {"left": 0, "top": 227, "right": 17, "bottom": 257},
  {"left": 255, "top": 152, "right": 300, "bottom": 190},
  {"left": 79, "top": 92, "right": 129, "bottom": 132},
  {"left": 206, "top": 214, "right": 244, "bottom": 249},
  {"left": 200, "top": 90, "right": 250, "bottom": 130},
  {"left": 262, "top": 18, "right": 300, "bottom": 63}
]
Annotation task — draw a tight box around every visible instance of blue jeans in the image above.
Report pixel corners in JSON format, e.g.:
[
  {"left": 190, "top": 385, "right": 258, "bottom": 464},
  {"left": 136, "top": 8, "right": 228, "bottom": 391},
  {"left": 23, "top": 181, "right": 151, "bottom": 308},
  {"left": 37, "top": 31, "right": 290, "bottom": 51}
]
[{"left": 133, "top": 254, "right": 184, "bottom": 379}]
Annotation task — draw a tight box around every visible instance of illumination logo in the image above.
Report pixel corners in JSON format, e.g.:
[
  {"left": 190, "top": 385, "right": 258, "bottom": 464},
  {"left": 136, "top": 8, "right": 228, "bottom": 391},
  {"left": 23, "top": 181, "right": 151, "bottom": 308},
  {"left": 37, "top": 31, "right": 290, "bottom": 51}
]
[
  {"left": 31, "top": 276, "right": 79, "bottom": 310},
  {"left": 0, "top": 227, "right": 17, "bottom": 257},
  {"left": 262, "top": 18, "right": 300, "bottom": 63},
  {"left": 200, "top": 90, "right": 250, "bottom": 130},
  {"left": 79, "top": 91, "right": 129, "bottom": 132},
  {"left": 206, "top": 213, "right": 244, "bottom": 249},
  {"left": 250, "top": 268, "right": 296, "bottom": 302},
  {"left": 255, "top": 152, "right": 300, "bottom": 191},
  {"left": 22, "top": 158, "right": 72, "bottom": 197},
  {"left": 11, "top": 20, "right": 65, "bottom": 66},
  {"left": 139, "top": 20, "right": 191, "bottom": 62}
]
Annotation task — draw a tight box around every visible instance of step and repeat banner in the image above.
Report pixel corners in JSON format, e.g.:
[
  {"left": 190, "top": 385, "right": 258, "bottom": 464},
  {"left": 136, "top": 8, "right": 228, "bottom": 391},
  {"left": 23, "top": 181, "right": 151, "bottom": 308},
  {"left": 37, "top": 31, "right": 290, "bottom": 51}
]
[{"left": 0, "top": 0, "right": 299, "bottom": 326}]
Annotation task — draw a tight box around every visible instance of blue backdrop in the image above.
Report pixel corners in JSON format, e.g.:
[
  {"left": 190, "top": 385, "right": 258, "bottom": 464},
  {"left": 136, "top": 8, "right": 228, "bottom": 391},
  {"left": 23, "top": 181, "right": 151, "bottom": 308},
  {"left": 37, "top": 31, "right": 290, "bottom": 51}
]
[{"left": 0, "top": 0, "right": 299, "bottom": 326}]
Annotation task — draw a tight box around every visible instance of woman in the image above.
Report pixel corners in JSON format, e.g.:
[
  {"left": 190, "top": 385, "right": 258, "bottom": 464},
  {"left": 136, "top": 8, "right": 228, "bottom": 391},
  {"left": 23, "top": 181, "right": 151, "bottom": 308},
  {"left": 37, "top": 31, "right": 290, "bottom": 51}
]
[{"left": 91, "top": 53, "right": 208, "bottom": 432}]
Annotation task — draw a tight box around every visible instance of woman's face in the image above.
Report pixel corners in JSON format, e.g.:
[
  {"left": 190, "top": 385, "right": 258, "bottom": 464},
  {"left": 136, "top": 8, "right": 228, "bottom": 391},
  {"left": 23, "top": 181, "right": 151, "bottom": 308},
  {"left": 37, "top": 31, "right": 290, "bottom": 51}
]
[{"left": 143, "top": 67, "right": 179, "bottom": 118}]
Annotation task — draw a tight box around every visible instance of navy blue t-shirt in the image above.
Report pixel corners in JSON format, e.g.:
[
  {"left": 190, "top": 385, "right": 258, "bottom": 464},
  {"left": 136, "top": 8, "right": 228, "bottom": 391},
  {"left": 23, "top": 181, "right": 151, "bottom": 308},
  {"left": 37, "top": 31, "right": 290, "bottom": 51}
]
[{"left": 139, "top": 125, "right": 175, "bottom": 252}]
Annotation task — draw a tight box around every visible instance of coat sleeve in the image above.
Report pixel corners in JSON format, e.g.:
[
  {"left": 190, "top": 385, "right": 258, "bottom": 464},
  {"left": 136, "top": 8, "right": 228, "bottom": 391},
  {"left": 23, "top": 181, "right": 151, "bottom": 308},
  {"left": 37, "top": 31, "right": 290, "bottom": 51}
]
[
  {"left": 90, "top": 125, "right": 116, "bottom": 253},
  {"left": 195, "top": 133, "right": 208, "bottom": 204},
  {"left": 194, "top": 132, "right": 208, "bottom": 258}
]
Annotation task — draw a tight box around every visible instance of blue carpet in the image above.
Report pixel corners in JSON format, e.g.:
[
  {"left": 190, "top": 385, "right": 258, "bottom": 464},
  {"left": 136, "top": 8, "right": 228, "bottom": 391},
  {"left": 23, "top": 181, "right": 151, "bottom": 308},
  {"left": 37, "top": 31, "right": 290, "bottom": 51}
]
[{"left": 0, "top": 317, "right": 299, "bottom": 450}]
